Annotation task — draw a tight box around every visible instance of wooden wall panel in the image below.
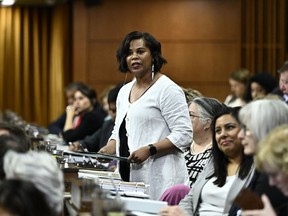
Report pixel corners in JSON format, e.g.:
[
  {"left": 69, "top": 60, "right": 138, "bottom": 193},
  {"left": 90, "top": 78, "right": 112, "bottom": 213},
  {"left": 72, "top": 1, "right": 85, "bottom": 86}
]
[
  {"left": 162, "top": 43, "right": 240, "bottom": 82},
  {"left": 87, "top": 0, "right": 240, "bottom": 41},
  {"left": 241, "top": 0, "right": 286, "bottom": 75},
  {"left": 73, "top": 0, "right": 241, "bottom": 101}
]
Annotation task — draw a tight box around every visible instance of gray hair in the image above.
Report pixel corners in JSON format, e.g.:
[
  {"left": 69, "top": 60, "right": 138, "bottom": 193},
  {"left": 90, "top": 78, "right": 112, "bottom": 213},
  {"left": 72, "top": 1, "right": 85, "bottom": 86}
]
[
  {"left": 278, "top": 61, "right": 288, "bottom": 74},
  {"left": 239, "top": 99, "right": 288, "bottom": 141},
  {"left": 189, "top": 97, "right": 225, "bottom": 124},
  {"left": 4, "top": 151, "right": 64, "bottom": 215}
]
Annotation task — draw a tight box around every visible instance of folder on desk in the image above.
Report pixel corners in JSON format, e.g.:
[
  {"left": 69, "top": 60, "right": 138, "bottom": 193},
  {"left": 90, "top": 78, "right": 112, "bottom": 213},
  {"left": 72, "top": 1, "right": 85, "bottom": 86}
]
[{"left": 78, "top": 170, "right": 149, "bottom": 198}]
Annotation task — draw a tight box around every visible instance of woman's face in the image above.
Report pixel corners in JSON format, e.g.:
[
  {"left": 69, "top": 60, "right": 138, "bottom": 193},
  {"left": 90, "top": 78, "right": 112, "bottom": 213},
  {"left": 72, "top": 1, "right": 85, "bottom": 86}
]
[
  {"left": 126, "top": 38, "right": 153, "bottom": 77},
  {"left": 73, "top": 91, "right": 93, "bottom": 115},
  {"left": 263, "top": 163, "right": 288, "bottom": 196},
  {"left": 188, "top": 103, "right": 208, "bottom": 139},
  {"left": 215, "top": 114, "right": 243, "bottom": 158},
  {"left": 238, "top": 124, "right": 258, "bottom": 155},
  {"left": 229, "top": 79, "right": 246, "bottom": 98},
  {"left": 251, "top": 82, "right": 266, "bottom": 100}
]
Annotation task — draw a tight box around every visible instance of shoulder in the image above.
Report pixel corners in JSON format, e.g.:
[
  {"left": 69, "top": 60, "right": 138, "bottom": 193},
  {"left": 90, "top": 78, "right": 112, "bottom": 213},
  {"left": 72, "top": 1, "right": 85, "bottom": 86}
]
[
  {"left": 155, "top": 75, "right": 183, "bottom": 95},
  {"left": 157, "top": 75, "right": 178, "bottom": 87},
  {"left": 117, "top": 80, "right": 134, "bottom": 98}
]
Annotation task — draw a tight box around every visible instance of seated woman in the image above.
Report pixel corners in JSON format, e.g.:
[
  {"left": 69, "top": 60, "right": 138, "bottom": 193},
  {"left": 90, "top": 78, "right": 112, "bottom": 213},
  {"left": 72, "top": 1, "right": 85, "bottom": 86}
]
[
  {"left": 69, "top": 84, "right": 122, "bottom": 152},
  {"left": 237, "top": 99, "right": 288, "bottom": 216},
  {"left": 246, "top": 72, "right": 278, "bottom": 101},
  {"left": 241, "top": 124, "right": 288, "bottom": 216},
  {"left": 224, "top": 68, "right": 251, "bottom": 107},
  {"left": 0, "top": 179, "right": 54, "bottom": 216},
  {"left": 159, "top": 97, "right": 225, "bottom": 205},
  {"left": 159, "top": 106, "right": 254, "bottom": 216},
  {"left": 62, "top": 83, "right": 106, "bottom": 143},
  {"left": 48, "top": 82, "right": 83, "bottom": 135}
]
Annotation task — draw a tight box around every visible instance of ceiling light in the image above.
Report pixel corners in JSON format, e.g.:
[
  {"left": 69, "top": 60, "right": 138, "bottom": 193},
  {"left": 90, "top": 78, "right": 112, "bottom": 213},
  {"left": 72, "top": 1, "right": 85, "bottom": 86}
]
[{"left": 1, "top": 0, "right": 15, "bottom": 6}]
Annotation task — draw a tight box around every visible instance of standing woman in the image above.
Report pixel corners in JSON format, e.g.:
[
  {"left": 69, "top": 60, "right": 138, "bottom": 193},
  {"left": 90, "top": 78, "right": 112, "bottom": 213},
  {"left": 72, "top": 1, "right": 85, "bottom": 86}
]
[{"left": 99, "top": 31, "right": 192, "bottom": 200}]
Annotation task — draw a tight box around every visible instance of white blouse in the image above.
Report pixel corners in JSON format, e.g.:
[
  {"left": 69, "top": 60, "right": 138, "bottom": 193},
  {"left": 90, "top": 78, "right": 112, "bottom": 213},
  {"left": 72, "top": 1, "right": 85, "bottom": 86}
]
[
  {"left": 199, "top": 175, "right": 237, "bottom": 216},
  {"left": 110, "top": 75, "right": 192, "bottom": 199}
]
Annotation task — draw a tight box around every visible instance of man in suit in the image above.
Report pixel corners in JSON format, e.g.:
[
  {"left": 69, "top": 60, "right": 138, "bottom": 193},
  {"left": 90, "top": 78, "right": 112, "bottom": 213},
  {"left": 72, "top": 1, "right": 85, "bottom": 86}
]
[{"left": 273, "top": 62, "right": 288, "bottom": 103}]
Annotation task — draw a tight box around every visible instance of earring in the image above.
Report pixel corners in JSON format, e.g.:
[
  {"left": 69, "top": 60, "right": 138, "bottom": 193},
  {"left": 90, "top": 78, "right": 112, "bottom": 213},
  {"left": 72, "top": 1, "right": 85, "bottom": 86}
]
[{"left": 151, "top": 64, "right": 155, "bottom": 80}]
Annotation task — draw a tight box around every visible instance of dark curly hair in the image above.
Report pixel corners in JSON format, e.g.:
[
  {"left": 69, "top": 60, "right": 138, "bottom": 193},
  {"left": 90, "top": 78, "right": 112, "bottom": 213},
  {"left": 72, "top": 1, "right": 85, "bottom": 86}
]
[{"left": 116, "top": 31, "right": 167, "bottom": 73}]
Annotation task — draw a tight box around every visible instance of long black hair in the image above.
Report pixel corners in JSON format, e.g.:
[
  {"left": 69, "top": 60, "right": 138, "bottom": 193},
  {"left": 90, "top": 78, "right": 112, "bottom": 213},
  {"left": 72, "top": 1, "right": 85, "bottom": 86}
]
[{"left": 211, "top": 106, "right": 253, "bottom": 187}]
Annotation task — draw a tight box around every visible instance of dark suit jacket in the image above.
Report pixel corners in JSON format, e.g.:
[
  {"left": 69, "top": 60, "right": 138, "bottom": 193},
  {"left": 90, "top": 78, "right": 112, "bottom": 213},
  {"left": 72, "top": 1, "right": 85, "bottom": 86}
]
[
  {"left": 229, "top": 171, "right": 288, "bottom": 216},
  {"left": 48, "top": 112, "right": 66, "bottom": 135},
  {"left": 61, "top": 103, "right": 107, "bottom": 143},
  {"left": 80, "top": 118, "right": 114, "bottom": 152},
  {"left": 48, "top": 102, "right": 107, "bottom": 138}
]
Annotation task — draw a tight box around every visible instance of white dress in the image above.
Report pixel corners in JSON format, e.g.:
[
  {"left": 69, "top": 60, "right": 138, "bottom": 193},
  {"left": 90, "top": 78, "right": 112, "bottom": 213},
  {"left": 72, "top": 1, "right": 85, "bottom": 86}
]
[{"left": 110, "top": 75, "right": 192, "bottom": 199}]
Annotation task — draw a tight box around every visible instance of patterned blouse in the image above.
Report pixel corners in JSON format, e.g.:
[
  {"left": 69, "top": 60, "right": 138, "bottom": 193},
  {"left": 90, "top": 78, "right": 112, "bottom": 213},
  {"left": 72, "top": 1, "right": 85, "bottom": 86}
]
[{"left": 184, "top": 145, "right": 212, "bottom": 187}]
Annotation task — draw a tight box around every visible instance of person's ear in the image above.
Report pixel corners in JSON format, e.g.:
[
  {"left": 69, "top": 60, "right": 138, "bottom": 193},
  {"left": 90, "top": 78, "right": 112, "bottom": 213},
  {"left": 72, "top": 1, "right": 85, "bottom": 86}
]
[{"left": 204, "top": 118, "right": 212, "bottom": 131}]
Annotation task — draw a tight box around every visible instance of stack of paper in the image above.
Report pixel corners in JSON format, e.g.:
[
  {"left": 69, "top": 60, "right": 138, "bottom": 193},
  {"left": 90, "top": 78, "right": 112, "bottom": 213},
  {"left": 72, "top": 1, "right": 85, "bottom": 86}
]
[{"left": 78, "top": 169, "right": 149, "bottom": 198}]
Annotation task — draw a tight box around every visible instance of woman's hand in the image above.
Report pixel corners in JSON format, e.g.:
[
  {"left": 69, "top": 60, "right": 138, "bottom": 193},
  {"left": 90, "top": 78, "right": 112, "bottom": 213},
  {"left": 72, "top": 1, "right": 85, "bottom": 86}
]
[
  {"left": 68, "top": 142, "right": 81, "bottom": 151},
  {"left": 98, "top": 141, "right": 117, "bottom": 163},
  {"left": 66, "top": 105, "right": 76, "bottom": 116},
  {"left": 63, "top": 105, "right": 76, "bottom": 131},
  {"left": 128, "top": 146, "right": 150, "bottom": 164},
  {"left": 241, "top": 194, "right": 276, "bottom": 216},
  {"left": 158, "top": 206, "right": 188, "bottom": 216},
  {"left": 98, "top": 140, "right": 116, "bottom": 155}
]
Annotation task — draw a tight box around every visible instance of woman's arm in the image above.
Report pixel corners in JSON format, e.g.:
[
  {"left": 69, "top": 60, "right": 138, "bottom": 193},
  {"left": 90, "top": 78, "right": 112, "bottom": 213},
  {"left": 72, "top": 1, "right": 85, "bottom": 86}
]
[
  {"left": 63, "top": 105, "right": 75, "bottom": 131},
  {"left": 128, "top": 138, "right": 177, "bottom": 163},
  {"left": 98, "top": 139, "right": 116, "bottom": 155},
  {"left": 159, "top": 206, "right": 188, "bottom": 216}
]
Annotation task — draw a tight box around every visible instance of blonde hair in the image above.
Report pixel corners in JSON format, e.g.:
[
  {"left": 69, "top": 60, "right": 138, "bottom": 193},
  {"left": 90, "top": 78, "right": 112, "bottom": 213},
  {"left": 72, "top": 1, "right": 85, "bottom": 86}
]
[
  {"left": 256, "top": 124, "right": 288, "bottom": 173},
  {"left": 182, "top": 87, "right": 203, "bottom": 104},
  {"left": 230, "top": 68, "right": 251, "bottom": 85}
]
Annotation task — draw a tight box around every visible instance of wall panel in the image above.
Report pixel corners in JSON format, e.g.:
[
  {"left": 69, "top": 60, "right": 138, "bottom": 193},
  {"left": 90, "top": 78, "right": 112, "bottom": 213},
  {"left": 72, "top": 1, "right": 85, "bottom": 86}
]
[{"left": 73, "top": 0, "right": 241, "bottom": 101}]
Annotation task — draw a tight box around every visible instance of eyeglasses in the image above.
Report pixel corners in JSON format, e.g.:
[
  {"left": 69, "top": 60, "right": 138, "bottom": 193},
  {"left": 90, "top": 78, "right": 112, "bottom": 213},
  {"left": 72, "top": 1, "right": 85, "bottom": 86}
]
[
  {"left": 189, "top": 112, "right": 202, "bottom": 119},
  {"left": 241, "top": 124, "right": 250, "bottom": 135}
]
